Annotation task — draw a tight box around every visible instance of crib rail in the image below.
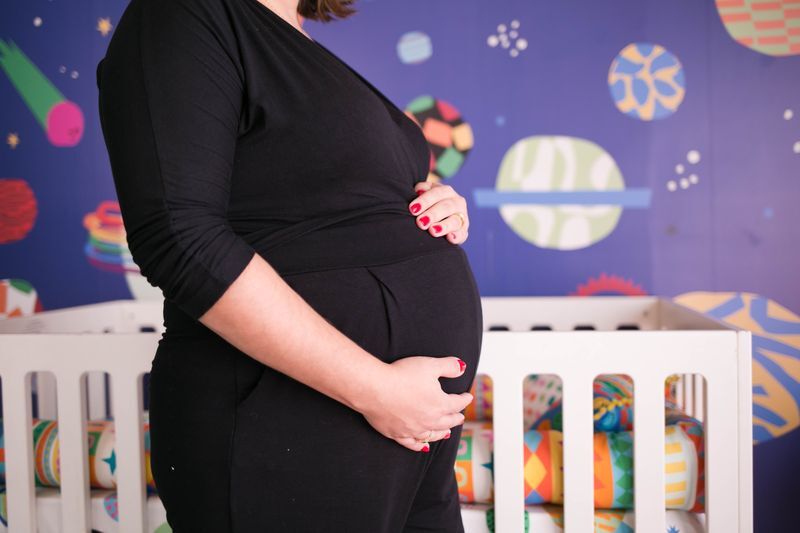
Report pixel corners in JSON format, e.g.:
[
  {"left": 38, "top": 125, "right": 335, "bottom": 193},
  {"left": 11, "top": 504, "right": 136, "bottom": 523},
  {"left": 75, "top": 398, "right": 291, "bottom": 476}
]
[
  {"left": 0, "top": 299, "right": 164, "bottom": 423},
  {"left": 0, "top": 334, "right": 158, "bottom": 533}
]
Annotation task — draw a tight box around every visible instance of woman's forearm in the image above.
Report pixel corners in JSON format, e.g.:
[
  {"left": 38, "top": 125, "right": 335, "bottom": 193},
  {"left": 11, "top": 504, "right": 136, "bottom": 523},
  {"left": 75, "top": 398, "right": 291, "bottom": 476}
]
[{"left": 196, "top": 252, "right": 387, "bottom": 413}]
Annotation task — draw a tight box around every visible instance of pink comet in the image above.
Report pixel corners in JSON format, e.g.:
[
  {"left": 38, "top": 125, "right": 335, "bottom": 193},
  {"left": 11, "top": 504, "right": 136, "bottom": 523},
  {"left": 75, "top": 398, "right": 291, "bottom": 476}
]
[{"left": 46, "top": 100, "right": 84, "bottom": 147}]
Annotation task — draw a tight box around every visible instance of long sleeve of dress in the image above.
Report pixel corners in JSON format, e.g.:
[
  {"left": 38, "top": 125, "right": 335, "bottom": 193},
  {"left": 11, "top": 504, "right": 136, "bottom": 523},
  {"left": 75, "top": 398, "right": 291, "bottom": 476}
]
[{"left": 97, "top": 0, "right": 256, "bottom": 320}]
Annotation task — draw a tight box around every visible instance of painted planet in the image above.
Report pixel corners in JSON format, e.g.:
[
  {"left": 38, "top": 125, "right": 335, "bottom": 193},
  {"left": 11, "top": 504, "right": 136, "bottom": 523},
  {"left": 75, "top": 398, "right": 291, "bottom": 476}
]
[
  {"left": 496, "top": 136, "right": 625, "bottom": 250},
  {"left": 0, "top": 178, "right": 37, "bottom": 244},
  {"left": 83, "top": 201, "right": 164, "bottom": 300},
  {"left": 397, "top": 31, "right": 433, "bottom": 64},
  {"left": 674, "top": 291, "right": 800, "bottom": 443},
  {"left": 608, "top": 43, "right": 686, "bottom": 121},
  {"left": 404, "top": 95, "right": 473, "bottom": 181},
  {"left": 46, "top": 100, "right": 84, "bottom": 147},
  {"left": 0, "top": 278, "right": 43, "bottom": 318},
  {"left": 572, "top": 273, "right": 647, "bottom": 296},
  {"left": 715, "top": 0, "right": 800, "bottom": 57},
  {"left": 83, "top": 201, "right": 137, "bottom": 274}
]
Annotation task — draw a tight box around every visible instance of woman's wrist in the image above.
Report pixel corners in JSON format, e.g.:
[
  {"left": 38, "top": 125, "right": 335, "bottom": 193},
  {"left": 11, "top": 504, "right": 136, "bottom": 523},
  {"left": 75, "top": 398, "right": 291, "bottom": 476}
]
[{"left": 339, "top": 353, "right": 391, "bottom": 414}]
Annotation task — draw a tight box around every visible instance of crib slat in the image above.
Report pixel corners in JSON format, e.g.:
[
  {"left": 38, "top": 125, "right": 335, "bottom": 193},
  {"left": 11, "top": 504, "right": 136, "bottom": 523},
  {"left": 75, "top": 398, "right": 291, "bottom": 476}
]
[
  {"left": 489, "top": 367, "right": 526, "bottom": 533},
  {"left": 1, "top": 370, "right": 37, "bottom": 532},
  {"left": 705, "top": 371, "right": 740, "bottom": 532},
  {"left": 632, "top": 373, "right": 665, "bottom": 531},
  {"left": 111, "top": 367, "right": 148, "bottom": 533},
  {"left": 55, "top": 371, "right": 91, "bottom": 533},
  {"left": 561, "top": 374, "right": 595, "bottom": 532}
]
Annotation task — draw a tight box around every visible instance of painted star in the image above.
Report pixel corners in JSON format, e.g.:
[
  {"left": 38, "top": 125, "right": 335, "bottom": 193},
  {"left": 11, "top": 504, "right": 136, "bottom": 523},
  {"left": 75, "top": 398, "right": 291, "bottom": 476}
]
[
  {"left": 97, "top": 17, "right": 113, "bottom": 37},
  {"left": 7, "top": 132, "right": 19, "bottom": 149},
  {"left": 102, "top": 449, "right": 117, "bottom": 474}
]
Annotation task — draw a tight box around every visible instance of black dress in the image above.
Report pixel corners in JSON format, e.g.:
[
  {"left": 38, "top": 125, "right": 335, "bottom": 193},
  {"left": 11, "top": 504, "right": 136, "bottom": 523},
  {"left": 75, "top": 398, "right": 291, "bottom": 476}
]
[{"left": 97, "top": 0, "right": 483, "bottom": 531}]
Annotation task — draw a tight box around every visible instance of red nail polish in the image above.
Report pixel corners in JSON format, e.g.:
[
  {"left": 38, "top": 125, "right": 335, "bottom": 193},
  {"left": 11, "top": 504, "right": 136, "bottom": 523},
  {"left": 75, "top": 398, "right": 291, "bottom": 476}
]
[
  {"left": 432, "top": 224, "right": 442, "bottom": 233},
  {"left": 422, "top": 445, "right": 430, "bottom": 453},
  {"left": 445, "top": 432, "right": 451, "bottom": 439},
  {"left": 419, "top": 215, "right": 430, "bottom": 226},
  {"left": 458, "top": 359, "right": 466, "bottom": 372},
  {"left": 416, "top": 189, "right": 425, "bottom": 196},
  {"left": 410, "top": 203, "right": 421, "bottom": 214}
]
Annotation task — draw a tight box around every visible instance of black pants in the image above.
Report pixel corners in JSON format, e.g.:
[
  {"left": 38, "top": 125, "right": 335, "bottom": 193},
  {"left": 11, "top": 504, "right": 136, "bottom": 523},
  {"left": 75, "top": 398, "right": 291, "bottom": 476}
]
[{"left": 149, "top": 247, "right": 483, "bottom": 532}]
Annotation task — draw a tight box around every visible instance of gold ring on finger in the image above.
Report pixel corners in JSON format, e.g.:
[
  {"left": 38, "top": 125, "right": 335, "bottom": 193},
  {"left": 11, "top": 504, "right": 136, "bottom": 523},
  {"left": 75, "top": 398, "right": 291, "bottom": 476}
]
[{"left": 454, "top": 212, "right": 466, "bottom": 230}]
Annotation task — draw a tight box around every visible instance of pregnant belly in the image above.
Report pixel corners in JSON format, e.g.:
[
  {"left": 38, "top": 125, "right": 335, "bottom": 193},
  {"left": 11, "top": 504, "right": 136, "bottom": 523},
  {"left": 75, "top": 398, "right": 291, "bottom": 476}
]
[{"left": 282, "top": 245, "right": 484, "bottom": 395}]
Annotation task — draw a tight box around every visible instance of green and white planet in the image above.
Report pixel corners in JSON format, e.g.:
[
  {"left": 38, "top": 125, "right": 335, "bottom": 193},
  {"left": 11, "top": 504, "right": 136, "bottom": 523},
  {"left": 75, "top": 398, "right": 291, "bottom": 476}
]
[{"left": 495, "top": 136, "right": 626, "bottom": 251}]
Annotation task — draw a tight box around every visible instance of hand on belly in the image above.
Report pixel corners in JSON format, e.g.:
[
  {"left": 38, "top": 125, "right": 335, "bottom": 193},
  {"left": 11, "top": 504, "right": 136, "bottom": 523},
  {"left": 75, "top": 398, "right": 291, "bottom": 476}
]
[
  {"left": 356, "top": 355, "right": 473, "bottom": 452},
  {"left": 408, "top": 181, "right": 470, "bottom": 245}
]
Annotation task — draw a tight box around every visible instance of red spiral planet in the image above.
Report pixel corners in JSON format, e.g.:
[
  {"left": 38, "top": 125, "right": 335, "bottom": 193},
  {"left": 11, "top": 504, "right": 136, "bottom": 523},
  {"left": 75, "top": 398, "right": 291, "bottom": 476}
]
[{"left": 0, "top": 178, "right": 38, "bottom": 244}]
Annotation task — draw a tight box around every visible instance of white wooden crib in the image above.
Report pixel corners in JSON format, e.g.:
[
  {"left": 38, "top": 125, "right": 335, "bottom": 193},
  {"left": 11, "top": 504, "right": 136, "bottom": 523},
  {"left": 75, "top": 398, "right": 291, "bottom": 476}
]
[{"left": 0, "top": 296, "right": 753, "bottom": 532}]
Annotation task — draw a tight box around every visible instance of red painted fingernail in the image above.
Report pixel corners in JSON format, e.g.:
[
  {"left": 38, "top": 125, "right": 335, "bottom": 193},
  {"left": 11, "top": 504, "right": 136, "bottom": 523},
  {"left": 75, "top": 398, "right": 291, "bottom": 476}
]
[
  {"left": 432, "top": 224, "right": 442, "bottom": 233},
  {"left": 410, "top": 203, "right": 421, "bottom": 214},
  {"left": 458, "top": 359, "right": 466, "bottom": 372},
  {"left": 422, "top": 445, "right": 430, "bottom": 453},
  {"left": 419, "top": 215, "right": 430, "bottom": 226},
  {"left": 445, "top": 432, "right": 451, "bottom": 439},
  {"left": 416, "top": 189, "right": 425, "bottom": 196}
]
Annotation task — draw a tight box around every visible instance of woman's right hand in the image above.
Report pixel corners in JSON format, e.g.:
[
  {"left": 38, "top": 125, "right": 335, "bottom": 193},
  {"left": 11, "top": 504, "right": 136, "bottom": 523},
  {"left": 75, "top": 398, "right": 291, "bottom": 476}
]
[{"left": 358, "top": 356, "right": 473, "bottom": 452}]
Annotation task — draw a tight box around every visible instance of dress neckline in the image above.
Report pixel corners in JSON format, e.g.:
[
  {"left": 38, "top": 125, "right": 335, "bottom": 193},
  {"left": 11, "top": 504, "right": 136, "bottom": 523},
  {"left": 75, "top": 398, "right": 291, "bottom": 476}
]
[
  {"left": 242, "top": 0, "right": 409, "bottom": 121},
  {"left": 244, "top": 0, "right": 316, "bottom": 42},
  {"left": 241, "top": 0, "right": 430, "bottom": 181}
]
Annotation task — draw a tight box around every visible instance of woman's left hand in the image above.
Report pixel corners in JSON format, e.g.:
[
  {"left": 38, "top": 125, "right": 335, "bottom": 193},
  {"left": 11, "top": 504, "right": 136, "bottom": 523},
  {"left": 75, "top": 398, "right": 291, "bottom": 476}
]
[{"left": 408, "top": 181, "right": 470, "bottom": 245}]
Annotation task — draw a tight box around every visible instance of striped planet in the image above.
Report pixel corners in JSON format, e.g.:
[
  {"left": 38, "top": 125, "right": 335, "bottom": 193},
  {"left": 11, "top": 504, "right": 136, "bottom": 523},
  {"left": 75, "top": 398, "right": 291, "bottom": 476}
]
[
  {"left": 397, "top": 31, "right": 433, "bottom": 64},
  {"left": 715, "top": 0, "right": 800, "bottom": 57}
]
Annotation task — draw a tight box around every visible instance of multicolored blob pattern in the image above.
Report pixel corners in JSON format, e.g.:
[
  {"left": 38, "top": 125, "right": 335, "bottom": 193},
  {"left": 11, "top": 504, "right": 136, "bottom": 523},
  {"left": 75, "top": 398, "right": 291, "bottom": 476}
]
[
  {"left": 608, "top": 43, "right": 686, "bottom": 121},
  {"left": 715, "top": 0, "right": 800, "bottom": 57},
  {"left": 674, "top": 291, "right": 800, "bottom": 442}
]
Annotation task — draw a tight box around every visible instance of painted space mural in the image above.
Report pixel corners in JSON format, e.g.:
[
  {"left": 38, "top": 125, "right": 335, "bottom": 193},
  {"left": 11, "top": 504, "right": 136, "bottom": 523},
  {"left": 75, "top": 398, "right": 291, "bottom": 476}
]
[{"left": 0, "top": 0, "right": 798, "bottom": 530}]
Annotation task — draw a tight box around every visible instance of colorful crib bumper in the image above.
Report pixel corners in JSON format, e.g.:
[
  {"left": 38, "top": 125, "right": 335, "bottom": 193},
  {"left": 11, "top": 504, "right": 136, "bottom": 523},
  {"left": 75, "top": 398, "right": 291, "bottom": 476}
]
[
  {"left": 0, "top": 371, "right": 703, "bottom": 514},
  {"left": 1, "top": 416, "right": 702, "bottom": 511},
  {"left": 456, "top": 421, "right": 705, "bottom": 512},
  {"left": 0, "top": 416, "right": 156, "bottom": 492}
]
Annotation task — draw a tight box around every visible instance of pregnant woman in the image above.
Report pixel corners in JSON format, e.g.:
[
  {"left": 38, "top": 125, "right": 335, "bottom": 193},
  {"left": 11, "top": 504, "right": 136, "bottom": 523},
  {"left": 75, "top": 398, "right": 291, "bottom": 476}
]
[{"left": 97, "top": 0, "right": 483, "bottom": 531}]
